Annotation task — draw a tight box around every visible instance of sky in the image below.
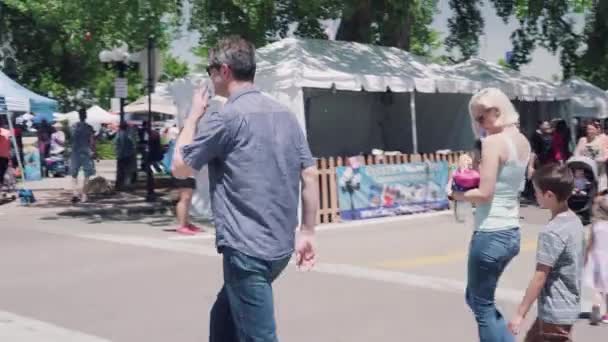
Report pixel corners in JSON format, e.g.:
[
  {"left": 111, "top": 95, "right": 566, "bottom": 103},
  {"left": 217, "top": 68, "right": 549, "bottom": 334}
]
[
  {"left": 170, "top": 0, "right": 586, "bottom": 81},
  {"left": 432, "top": 0, "right": 585, "bottom": 80}
]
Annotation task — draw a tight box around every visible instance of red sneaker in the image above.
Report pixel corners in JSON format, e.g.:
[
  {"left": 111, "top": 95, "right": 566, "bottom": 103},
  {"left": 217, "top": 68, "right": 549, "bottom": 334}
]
[
  {"left": 176, "top": 226, "right": 197, "bottom": 235},
  {"left": 187, "top": 223, "right": 204, "bottom": 233}
]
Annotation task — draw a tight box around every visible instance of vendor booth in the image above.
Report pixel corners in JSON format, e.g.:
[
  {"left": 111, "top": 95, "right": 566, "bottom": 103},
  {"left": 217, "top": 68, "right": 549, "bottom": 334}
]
[
  {"left": 254, "top": 38, "right": 478, "bottom": 156},
  {"left": 124, "top": 84, "right": 178, "bottom": 123},
  {"left": 54, "top": 105, "right": 118, "bottom": 132},
  {"left": 562, "top": 77, "right": 608, "bottom": 119},
  {"left": 0, "top": 71, "right": 57, "bottom": 122},
  {"left": 438, "top": 59, "right": 571, "bottom": 138}
]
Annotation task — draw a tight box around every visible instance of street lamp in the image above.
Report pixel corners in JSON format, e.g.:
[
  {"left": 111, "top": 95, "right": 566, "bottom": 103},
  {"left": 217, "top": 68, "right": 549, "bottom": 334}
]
[
  {"left": 99, "top": 42, "right": 130, "bottom": 125},
  {"left": 99, "top": 43, "right": 130, "bottom": 191}
]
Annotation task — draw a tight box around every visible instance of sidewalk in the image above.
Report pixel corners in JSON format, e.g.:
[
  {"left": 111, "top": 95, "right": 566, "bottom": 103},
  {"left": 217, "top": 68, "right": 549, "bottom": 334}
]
[{"left": 11, "top": 160, "right": 175, "bottom": 218}]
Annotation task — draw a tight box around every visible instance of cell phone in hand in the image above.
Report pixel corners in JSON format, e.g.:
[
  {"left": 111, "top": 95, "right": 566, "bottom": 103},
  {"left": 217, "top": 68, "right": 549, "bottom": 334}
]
[{"left": 179, "top": 78, "right": 215, "bottom": 129}]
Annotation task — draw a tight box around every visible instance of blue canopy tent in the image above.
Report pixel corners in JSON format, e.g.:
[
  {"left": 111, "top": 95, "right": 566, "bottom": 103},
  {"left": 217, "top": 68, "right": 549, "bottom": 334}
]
[
  {"left": 0, "top": 70, "right": 57, "bottom": 122},
  {"left": 0, "top": 96, "right": 25, "bottom": 185}
]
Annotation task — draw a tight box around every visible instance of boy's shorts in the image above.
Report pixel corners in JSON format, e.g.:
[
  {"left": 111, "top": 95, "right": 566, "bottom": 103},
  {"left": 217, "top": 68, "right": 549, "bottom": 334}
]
[
  {"left": 525, "top": 319, "right": 572, "bottom": 342},
  {"left": 70, "top": 152, "right": 95, "bottom": 178}
]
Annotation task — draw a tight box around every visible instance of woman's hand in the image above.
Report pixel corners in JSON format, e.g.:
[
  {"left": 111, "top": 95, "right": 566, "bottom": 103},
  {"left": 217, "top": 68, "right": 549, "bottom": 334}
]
[{"left": 451, "top": 191, "right": 465, "bottom": 202}]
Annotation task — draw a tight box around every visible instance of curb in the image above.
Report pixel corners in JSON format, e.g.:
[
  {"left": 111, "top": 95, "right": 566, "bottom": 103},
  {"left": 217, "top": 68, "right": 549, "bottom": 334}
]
[{"left": 57, "top": 200, "right": 174, "bottom": 218}]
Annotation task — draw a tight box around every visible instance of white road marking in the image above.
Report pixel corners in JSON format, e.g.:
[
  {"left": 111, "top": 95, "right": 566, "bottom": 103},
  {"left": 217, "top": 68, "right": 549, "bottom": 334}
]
[
  {"left": 168, "top": 233, "right": 215, "bottom": 241},
  {"left": 0, "top": 310, "right": 110, "bottom": 342},
  {"left": 166, "top": 211, "right": 452, "bottom": 240},
  {"left": 318, "top": 210, "right": 451, "bottom": 231},
  {"left": 74, "top": 233, "right": 219, "bottom": 257},
  {"left": 62, "top": 232, "right": 594, "bottom": 309}
]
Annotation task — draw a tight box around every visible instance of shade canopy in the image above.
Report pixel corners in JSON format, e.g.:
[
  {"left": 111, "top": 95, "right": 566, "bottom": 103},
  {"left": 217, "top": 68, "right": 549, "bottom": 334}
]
[
  {"left": 124, "top": 93, "right": 177, "bottom": 116},
  {"left": 54, "top": 105, "right": 118, "bottom": 131},
  {"left": 255, "top": 38, "right": 461, "bottom": 93},
  {"left": 435, "top": 58, "right": 570, "bottom": 101},
  {"left": 0, "top": 70, "right": 57, "bottom": 121},
  {"left": 562, "top": 77, "right": 608, "bottom": 119}
]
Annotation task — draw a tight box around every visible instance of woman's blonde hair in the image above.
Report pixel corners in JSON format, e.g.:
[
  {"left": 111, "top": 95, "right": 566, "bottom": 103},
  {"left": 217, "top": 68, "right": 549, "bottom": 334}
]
[{"left": 469, "top": 88, "right": 520, "bottom": 127}]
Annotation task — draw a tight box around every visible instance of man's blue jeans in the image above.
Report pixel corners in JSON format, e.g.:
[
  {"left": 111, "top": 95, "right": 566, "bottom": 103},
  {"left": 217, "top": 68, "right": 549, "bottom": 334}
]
[
  {"left": 466, "top": 228, "right": 520, "bottom": 342},
  {"left": 210, "top": 247, "right": 290, "bottom": 342}
]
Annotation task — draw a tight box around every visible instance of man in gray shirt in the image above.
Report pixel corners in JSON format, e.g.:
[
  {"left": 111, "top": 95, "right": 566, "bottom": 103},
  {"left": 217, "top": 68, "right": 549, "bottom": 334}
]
[{"left": 172, "top": 36, "right": 318, "bottom": 342}]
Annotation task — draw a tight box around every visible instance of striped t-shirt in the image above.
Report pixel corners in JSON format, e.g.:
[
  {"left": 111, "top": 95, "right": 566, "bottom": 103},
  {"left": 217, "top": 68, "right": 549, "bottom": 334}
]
[{"left": 536, "top": 210, "right": 585, "bottom": 325}]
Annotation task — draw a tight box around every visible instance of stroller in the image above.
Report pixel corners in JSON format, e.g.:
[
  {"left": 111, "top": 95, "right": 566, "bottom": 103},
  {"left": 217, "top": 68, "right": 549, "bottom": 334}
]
[
  {"left": 44, "top": 143, "right": 68, "bottom": 178},
  {"left": 566, "top": 156, "right": 598, "bottom": 225}
]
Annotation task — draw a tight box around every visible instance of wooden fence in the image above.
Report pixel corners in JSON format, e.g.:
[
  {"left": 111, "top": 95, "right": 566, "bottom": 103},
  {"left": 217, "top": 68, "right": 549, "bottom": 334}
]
[{"left": 316, "top": 151, "right": 467, "bottom": 224}]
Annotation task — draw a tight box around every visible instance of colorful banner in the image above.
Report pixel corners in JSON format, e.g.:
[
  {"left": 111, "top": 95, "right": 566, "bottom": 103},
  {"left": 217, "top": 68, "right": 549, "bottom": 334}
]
[
  {"left": 23, "top": 147, "right": 42, "bottom": 181},
  {"left": 336, "top": 161, "right": 450, "bottom": 220}
]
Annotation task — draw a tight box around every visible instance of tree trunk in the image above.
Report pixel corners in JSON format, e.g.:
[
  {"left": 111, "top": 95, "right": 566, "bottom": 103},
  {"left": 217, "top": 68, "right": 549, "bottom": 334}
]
[
  {"left": 335, "top": 0, "right": 372, "bottom": 43},
  {"left": 379, "top": 1, "right": 413, "bottom": 50}
]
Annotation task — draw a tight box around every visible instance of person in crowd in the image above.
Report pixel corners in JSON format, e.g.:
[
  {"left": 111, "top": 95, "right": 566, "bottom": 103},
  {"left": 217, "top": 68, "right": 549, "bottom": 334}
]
[
  {"left": 148, "top": 127, "right": 163, "bottom": 173},
  {"left": 574, "top": 120, "right": 607, "bottom": 190},
  {"left": 508, "top": 164, "right": 583, "bottom": 342},
  {"left": 50, "top": 122, "right": 66, "bottom": 156},
  {"left": 586, "top": 195, "right": 608, "bottom": 325},
  {"left": 172, "top": 173, "right": 200, "bottom": 235},
  {"left": 37, "top": 119, "right": 52, "bottom": 159},
  {"left": 172, "top": 36, "right": 319, "bottom": 342},
  {"left": 551, "top": 120, "right": 571, "bottom": 164},
  {"left": 0, "top": 120, "right": 11, "bottom": 186},
  {"left": 11, "top": 118, "right": 23, "bottom": 169},
  {"left": 138, "top": 121, "right": 149, "bottom": 171},
  {"left": 70, "top": 108, "right": 96, "bottom": 203},
  {"left": 114, "top": 122, "right": 137, "bottom": 191},
  {"left": 160, "top": 125, "right": 202, "bottom": 235},
  {"left": 452, "top": 87, "right": 531, "bottom": 342},
  {"left": 530, "top": 121, "right": 554, "bottom": 168}
]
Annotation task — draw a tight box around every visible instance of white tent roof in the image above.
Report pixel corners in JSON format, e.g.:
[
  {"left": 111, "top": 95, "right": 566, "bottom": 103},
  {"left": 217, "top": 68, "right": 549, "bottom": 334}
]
[
  {"left": 255, "top": 38, "right": 466, "bottom": 93},
  {"left": 562, "top": 77, "right": 608, "bottom": 119},
  {"left": 436, "top": 58, "right": 569, "bottom": 101},
  {"left": 54, "top": 105, "right": 118, "bottom": 130},
  {"left": 124, "top": 93, "right": 177, "bottom": 116}
]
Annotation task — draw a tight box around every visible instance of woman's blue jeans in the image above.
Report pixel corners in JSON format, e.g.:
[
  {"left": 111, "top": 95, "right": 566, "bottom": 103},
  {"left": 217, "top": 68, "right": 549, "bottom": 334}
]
[{"left": 466, "top": 228, "right": 520, "bottom": 342}]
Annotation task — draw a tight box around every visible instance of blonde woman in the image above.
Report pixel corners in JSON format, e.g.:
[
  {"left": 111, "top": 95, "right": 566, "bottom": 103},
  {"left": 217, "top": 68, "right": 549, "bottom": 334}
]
[{"left": 452, "top": 88, "right": 531, "bottom": 342}]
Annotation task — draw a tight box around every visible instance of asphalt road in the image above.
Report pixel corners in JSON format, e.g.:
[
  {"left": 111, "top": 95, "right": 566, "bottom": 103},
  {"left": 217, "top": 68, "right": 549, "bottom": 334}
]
[{"left": 0, "top": 202, "right": 605, "bottom": 342}]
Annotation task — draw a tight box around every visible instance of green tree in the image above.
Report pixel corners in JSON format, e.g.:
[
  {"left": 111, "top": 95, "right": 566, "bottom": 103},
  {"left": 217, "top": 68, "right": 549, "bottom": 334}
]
[
  {"left": 576, "top": 0, "right": 608, "bottom": 88},
  {"left": 445, "top": 0, "right": 593, "bottom": 78},
  {"left": 190, "top": 0, "right": 440, "bottom": 58},
  {"left": 0, "top": 0, "right": 183, "bottom": 111},
  {"left": 160, "top": 54, "right": 190, "bottom": 82}
]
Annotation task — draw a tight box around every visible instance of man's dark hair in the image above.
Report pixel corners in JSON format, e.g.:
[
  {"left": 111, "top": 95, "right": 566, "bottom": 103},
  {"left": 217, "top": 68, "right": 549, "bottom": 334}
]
[
  {"left": 209, "top": 36, "right": 256, "bottom": 81},
  {"left": 532, "top": 164, "right": 574, "bottom": 202},
  {"left": 78, "top": 108, "right": 87, "bottom": 122}
]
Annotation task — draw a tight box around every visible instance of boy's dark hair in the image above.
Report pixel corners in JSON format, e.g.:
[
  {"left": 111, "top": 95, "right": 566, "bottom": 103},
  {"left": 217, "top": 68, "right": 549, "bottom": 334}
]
[{"left": 532, "top": 164, "right": 574, "bottom": 202}]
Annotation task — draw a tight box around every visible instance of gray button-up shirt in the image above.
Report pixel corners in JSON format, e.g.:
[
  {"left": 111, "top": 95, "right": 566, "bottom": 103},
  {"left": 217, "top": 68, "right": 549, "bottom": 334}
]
[{"left": 182, "top": 87, "right": 315, "bottom": 260}]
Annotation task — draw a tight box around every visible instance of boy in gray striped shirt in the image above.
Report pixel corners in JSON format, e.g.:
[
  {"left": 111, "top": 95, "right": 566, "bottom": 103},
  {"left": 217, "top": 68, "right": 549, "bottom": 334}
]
[{"left": 509, "top": 164, "right": 584, "bottom": 342}]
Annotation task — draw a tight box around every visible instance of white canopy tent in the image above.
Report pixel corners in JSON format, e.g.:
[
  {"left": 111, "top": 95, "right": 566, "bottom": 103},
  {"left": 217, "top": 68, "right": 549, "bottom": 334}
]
[
  {"left": 54, "top": 105, "right": 118, "bottom": 131},
  {"left": 255, "top": 38, "right": 480, "bottom": 156},
  {"left": 561, "top": 77, "right": 608, "bottom": 119},
  {"left": 124, "top": 95, "right": 177, "bottom": 116},
  {"left": 436, "top": 58, "right": 571, "bottom": 138}
]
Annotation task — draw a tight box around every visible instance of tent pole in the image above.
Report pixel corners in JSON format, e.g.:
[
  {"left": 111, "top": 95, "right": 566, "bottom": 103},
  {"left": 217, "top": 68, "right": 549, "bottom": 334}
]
[
  {"left": 5, "top": 112, "right": 25, "bottom": 186},
  {"left": 410, "top": 91, "right": 418, "bottom": 154}
]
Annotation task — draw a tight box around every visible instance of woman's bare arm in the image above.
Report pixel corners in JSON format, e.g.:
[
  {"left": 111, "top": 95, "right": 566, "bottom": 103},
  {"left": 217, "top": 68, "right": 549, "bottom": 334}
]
[{"left": 463, "top": 136, "right": 500, "bottom": 204}]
